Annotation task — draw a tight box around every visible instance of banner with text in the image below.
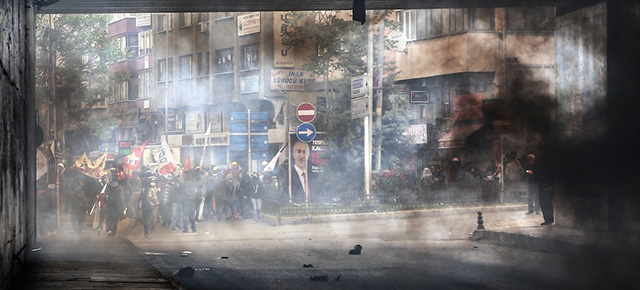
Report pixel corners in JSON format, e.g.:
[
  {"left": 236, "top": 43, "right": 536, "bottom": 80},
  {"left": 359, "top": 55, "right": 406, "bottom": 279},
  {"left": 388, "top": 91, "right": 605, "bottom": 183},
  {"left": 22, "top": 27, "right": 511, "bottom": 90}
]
[
  {"left": 273, "top": 12, "right": 295, "bottom": 68},
  {"left": 271, "top": 69, "right": 316, "bottom": 91}
]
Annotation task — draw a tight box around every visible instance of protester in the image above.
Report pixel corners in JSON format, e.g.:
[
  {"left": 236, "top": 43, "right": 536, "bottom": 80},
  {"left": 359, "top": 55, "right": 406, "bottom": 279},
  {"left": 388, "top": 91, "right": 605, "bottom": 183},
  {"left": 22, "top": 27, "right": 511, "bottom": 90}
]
[
  {"left": 140, "top": 176, "right": 160, "bottom": 237},
  {"left": 104, "top": 169, "right": 125, "bottom": 237},
  {"left": 68, "top": 181, "right": 89, "bottom": 235},
  {"left": 523, "top": 153, "right": 539, "bottom": 215},
  {"left": 250, "top": 172, "right": 265, "bottom": 222}
]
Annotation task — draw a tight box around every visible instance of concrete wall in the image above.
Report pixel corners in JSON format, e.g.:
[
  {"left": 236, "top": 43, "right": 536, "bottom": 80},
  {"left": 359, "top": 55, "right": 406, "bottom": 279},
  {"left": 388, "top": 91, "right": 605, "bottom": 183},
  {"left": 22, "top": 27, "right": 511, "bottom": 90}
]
[
  {"left": 0, "top": 0, "right": 36, "bottom": 288},
  {"left": 553, "top": 0, "right": 640, "bottom": 232}
]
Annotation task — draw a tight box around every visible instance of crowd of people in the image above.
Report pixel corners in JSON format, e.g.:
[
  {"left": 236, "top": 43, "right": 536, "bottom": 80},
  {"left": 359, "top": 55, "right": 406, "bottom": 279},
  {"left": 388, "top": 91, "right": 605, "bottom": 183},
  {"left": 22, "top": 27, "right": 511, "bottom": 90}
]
[
  {"left": 46, "top": 151, "right": 555, "bottom": 236},
  {"left": 60, "top": 161, "right": 274, "bottom": 238}
]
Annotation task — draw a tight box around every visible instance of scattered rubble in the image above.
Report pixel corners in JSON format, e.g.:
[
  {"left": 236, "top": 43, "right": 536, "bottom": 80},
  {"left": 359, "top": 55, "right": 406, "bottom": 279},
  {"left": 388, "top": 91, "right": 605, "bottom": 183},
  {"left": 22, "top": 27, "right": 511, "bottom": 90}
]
[{"left": 349, "top": 244, "right": 363, "bottom": 255}]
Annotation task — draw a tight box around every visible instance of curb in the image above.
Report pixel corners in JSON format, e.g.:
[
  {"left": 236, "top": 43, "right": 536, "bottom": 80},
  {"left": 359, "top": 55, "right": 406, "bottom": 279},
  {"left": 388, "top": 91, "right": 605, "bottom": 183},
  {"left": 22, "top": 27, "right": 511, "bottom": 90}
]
[
  {"left": 471, "top": 229, "right": 640, "bottom": 257},
  {"left": 262, "top": 204, "right": 527, "bottom": 226},
  {"left": 124, "top": 237, "right": 186, "bottom": 290}
]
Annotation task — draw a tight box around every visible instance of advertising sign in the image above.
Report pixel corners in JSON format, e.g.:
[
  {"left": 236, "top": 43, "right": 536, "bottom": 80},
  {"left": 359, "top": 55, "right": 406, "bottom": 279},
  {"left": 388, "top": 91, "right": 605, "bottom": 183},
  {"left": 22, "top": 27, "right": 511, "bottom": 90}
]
[
  {"left": 289, "top": 133, "right": 326, "bottom": 201},
  {"left": 404, "top": 124, "right": 428, "bottom": 144},
  {"left": 453, "top": 93, "right": 485, "bottom": 121},
  {"left": 274, "top": 12, "right": 295, "bottom": 68},
  {"left": 238, "top": 12, "right": 261, "bottom": 36},
  {"left": 410, "top": 91, "right": 430, "bottom": 103},
  {"left": 240, "top": 75, "right": 259, "bottom": 94},
  {"left": 271, "top": 69, "right": 316, "bottom": 91}
]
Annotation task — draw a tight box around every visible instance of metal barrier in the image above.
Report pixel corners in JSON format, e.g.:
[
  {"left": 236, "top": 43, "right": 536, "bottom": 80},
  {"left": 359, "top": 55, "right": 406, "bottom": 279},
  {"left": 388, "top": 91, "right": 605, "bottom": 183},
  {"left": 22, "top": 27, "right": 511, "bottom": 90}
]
[{"left": 262, "top": 182, "right": 530, "bottom": 217}]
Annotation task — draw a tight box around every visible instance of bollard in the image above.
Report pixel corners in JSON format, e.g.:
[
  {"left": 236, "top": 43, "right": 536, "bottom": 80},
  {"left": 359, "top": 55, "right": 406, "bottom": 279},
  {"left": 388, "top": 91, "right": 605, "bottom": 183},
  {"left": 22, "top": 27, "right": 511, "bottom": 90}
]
[{"left": 476, "top": 211, "right": 485, "bottom": 230}]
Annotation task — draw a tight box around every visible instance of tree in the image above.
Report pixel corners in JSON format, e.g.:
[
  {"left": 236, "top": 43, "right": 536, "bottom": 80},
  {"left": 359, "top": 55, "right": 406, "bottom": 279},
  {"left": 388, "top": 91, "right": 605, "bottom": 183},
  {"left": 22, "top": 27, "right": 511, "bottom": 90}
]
[
  {"left": 35, "top": 14, "right": 124, "bottom": 157},
  {"left": 281, "top": 11, "right": 414, "bottom": 195}
]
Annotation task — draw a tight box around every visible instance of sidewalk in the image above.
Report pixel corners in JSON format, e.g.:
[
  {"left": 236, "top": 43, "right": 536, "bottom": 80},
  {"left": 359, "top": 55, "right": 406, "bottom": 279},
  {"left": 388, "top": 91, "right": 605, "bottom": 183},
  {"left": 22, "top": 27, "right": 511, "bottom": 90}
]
[
  {"left": 471, "top": 211, "right": 640, "bottom": 257},
  {"left": 10, "top": 221, "right": 179, "bottom": 290}
]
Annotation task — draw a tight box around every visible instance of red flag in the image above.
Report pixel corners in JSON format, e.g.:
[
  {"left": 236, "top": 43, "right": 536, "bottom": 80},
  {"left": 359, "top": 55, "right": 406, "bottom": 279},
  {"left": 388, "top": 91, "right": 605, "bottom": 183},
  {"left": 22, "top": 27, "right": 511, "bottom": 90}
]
[
  {"left": 123, "top": 141, "right": 147, "bottom": 176},
  {"left": 184, "top": 155, "right": 191, "bottom": 171}
]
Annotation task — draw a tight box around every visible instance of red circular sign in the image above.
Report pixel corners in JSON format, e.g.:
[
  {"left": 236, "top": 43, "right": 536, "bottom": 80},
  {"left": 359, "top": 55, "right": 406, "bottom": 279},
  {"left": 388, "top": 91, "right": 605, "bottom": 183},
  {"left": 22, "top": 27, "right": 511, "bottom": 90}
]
[{"left": 296, "top": 102, "right": 316, "bottom": 123}]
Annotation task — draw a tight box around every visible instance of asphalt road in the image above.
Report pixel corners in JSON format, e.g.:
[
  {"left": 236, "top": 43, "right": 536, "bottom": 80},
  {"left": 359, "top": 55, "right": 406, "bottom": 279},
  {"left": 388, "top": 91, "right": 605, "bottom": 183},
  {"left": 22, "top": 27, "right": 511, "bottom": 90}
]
[{"left": 126, "top": 210, "right": 637, "bottom": 290}]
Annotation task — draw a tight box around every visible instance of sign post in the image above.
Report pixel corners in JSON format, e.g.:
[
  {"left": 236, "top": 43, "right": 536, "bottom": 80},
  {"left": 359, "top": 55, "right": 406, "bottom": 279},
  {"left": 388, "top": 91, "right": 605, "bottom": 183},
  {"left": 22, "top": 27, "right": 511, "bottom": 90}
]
[{"left": 351, "top": 73, "right": 373, "bottom": 198}]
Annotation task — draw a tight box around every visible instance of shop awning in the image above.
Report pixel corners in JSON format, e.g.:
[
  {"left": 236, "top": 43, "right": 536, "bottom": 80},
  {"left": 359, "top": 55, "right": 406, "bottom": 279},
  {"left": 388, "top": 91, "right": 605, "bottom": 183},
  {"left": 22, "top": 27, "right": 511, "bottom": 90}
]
[{"left": 438, "top": 123, "right": 484, "bottom": 149}]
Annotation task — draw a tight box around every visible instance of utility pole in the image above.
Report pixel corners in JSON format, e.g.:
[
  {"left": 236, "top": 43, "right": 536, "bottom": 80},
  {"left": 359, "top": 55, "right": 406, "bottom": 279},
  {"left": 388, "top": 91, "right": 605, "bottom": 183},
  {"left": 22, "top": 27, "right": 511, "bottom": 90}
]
[
  {"left": 375, "top": 18, "right": 384, "bottom": 171},
  {"left": 365, "top": 15, "right": 373, "bottom": 197}
]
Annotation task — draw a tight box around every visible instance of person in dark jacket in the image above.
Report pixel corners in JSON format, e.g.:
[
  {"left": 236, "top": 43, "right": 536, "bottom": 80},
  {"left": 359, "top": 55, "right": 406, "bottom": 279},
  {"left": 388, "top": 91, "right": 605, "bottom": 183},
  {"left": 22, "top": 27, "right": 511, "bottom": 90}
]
[
  {"left": 68, "top": 182, "right": 89, "bottom": 234},
  {"left": 523, "top": 153, "right": 539, "bottom": 215},
  {"left": 249, "top": 172, "right": 265, "bottom": 221},
  {"left": 104, "top": 170, "right": 125, "bottom": 237},
  {"left": 536, "top": 155, "right": 556, "bottom": 225}
]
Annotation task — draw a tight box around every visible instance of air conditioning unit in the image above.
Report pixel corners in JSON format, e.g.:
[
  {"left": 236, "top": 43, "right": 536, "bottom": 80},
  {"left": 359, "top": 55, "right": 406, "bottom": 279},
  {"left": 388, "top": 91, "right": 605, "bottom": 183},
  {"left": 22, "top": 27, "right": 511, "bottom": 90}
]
[{"left": 198, "top": 21, "right": 209, "bottom": 33}]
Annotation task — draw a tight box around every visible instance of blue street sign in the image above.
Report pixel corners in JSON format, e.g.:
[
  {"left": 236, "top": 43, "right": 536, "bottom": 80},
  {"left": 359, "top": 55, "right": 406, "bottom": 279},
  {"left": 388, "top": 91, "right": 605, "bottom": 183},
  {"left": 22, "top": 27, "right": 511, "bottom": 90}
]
[{"left": 296, "top": 123, "right": 316, "bottom": 142}]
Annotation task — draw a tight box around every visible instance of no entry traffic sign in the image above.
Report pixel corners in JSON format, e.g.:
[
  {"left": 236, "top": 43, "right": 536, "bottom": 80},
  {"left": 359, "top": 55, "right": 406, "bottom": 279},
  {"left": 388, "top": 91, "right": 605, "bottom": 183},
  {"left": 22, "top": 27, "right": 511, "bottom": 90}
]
[{"left": 296, "top": 102, "right": 316, "bottom": 123}]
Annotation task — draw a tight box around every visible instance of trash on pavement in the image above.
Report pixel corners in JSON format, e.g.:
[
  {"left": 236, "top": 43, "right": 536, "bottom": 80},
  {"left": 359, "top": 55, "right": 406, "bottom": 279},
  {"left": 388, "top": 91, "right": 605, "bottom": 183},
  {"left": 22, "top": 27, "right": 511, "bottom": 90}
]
[
  {"left": 303, "top": 264, "right": 314, "bottom": 268},
  {"left": 219, "top": 256, "right": 229, "bottom": 259},
  {"left": 31, "top": 247, "right": 42, "bottom": 252},
  {"left": 349, "top": 244, "right": 362, "bottom": 255},
  {"left": 335, "top": 274, "right": 341, "bottom": 281}
]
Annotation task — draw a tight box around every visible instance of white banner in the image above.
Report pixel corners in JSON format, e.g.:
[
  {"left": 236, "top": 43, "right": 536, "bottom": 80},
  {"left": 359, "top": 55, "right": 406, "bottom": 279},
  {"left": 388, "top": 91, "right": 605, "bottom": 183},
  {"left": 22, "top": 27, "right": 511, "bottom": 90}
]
[{"left": 154, "top": 140, "right": 178, "bottom": 176}]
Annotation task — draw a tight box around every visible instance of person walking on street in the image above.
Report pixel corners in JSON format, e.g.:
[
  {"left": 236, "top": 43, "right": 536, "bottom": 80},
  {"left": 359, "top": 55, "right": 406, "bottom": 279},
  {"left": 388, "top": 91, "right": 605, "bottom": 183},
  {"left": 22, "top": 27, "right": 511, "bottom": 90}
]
[
  {"left": 182, "top": 170, "right": 200, "bottom": 232},
  {"left": 104, "top": 170, "right": 125, "bottom": 237},
  {"left": 68, "top": 181, "right": 89, "bottom": 234},
  {"left": 140, "top": 176, "right": 160, "bottom": 237},
  {"left": 524, "top": 153, "right": 540, "bottom": 215},
  {"left": 250, "top": 172, "right": 265, "bottom": 222},
  {"left": 168, "top": 174, "right": 184, "bottom": 231},
  {"left": 536, "top": 155, "right": 556, "bottom": 225}
]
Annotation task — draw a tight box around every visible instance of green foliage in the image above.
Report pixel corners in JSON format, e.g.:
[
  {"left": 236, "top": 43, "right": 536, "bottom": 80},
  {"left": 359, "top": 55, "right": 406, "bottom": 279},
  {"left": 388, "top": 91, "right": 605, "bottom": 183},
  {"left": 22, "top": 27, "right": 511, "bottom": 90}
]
[
  {"left": 282, "top": 11, "right": 414, "bottom": 194},
  {"left": 35, "top": 14, "right": 123, "bottom": 151}
]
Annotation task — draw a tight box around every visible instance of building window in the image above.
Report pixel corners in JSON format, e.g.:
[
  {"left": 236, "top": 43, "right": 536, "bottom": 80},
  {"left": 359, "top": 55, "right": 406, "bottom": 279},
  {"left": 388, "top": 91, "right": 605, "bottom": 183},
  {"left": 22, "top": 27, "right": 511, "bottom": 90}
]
[
  {"left": 215, "top": 48, "right": 234, "bottom": 74},
  {"left": 214, "top": 12, "right": 233, "bottom": 21},
  {"left": 401, "top": 9, "right": 488, "bottom": 41},
  {"left": 197, "top": 13, "right": 209, "bottom": 23},
  {"left": 241, "top": 44, "right": 259, "bottom": 70},
  {"left": 178, "top": 55, "right": 193, "bottom": 79},
  {"left": 179, "top": 13, "right": 193, "bottom": 27},
  {"left": 167, "top": 58, "right": 173, "bottom": 81},
  {"left": 157, "top": 59, "right": 166, "bottom": 82},
  {"left": 157, "top": 14, "right": 172, "bottom": 32},
  {"left": 111, "top": 81, "right": 129, "bottom": 102},
  {"left": 196, "top": 52, "right": 210, "bottom": 77},
  {"left": 138, "top": 72, "right": 152, "bottom": 99},
  {"left": 139, "top": 115, "right": 162, "bottom": 144},
  {"left": 507, "top": 7, "right": 554, "bottom": 31},
  {"left": 138, "top": 30, "right": 153, "bottom": 55},
  {"left": 472, "top": 8, "right": 494, "bottom": 30},
  {"left": 166, "top": 109, "right": 185, "bottom": 133},
  {"left": 400, "top": 10, "right": 416, "bottom": 40},
  {"left": 204, "top": 51, "right": 210, "bottom": 76}
]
